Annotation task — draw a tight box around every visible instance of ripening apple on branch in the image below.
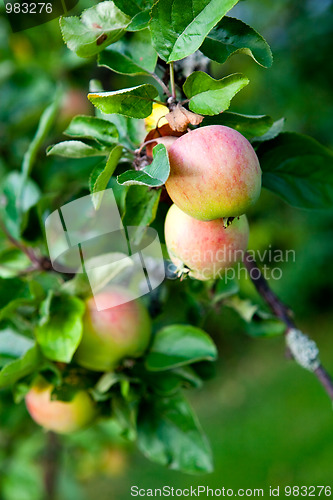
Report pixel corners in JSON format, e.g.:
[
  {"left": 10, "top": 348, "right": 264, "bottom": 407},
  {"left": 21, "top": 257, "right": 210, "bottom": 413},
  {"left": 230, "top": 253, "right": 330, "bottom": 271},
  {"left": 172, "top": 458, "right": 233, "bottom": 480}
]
[
  {"left": 25, "top": 377, "right": 97, "bottom": 434},
  {"left": 165, "top": 204, "right": 249, "bottom": 280},
  {"left": 165, "top": 125, "right": 262, "bottom": 221},
  {"left": 74, "top": 288, "right": 152, "bottom": 372}
]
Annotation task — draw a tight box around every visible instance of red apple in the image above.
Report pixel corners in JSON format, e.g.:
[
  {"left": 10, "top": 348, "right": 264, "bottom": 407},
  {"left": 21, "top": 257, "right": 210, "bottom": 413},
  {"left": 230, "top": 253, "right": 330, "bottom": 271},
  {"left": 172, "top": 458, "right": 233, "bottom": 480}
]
[
  {"left": 165, "top": 204, "right": 249, "bottom": 280},
  {"left": 165, "top": 125, "right": 261, "bottom": 220},
  {"left": 75, "top": 288, "right": 152, "bottom": 372},
  {"left": 25, "top": 377, "right": 97, "bottom": 434}
]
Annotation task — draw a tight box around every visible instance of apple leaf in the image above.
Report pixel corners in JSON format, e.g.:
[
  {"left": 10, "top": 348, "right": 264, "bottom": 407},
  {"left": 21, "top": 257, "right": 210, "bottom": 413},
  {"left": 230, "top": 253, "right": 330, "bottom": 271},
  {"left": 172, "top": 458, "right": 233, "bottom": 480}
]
[
  {"left": 35, "top": 293, "right": 85, "bottom": 363},
  {"left": 117, "top": 144, "right": 169, "bottom": 187},
  {"left": 113, "top": 0, "right": 154, "bottom": 17},
  {"left": 0, "top": 345, "right": 42, "bottom": 389},
  {"left": 0, "top": 172, "right": 41, "bottom": 240},
  {"left": 112, "top": 0, "right": 154, "bottom": 31},
  {"left": 126, "top": 10, "right": 151, "bottom": 31},
  {"left": 47, "top": 140, "right": 108, "bottom": 158},
  {"left": 147, "top": 366, "right": 203, "bottom": 396},
  {"left": 122, "top": 186, "right": 161, "bottom": 245},
  {"left": 202, "top": 112, "right": 273, "bottom": 140},
  {"left": 60, "top": 1, "right": 131, "bottom": 58},
  {"left": 137, "top": 393, "right": 213, "bottom": 474},
  {"left": 258, "top": 132, "right": 333, "bottom": 210},
  {"left": 88, "top": 84, "right": 158, "bottom": 118},
  {"left": 150, "top": 0, "right": 240, "bottom": 62},
  {"left": 224, "top": 296, "right": 259, "bottom": 323},
  {"left": 212, "top": 277, "right": 240, "bottom": 302},
  {"left": 0, "top": 329, "right": 34, "bottom": 360},
  {"left": 245, "top": 312, "right": 285, "bottom": 338},
  {"left": 200, "top": 16, "right": 273, "bottom": 67},
  {"left": 89, "top": 145, "right": 123, "bottom": 210},
  {"left": 64, "top": 115, "right": 119, "bottom": 147},
  {"left": 99, "top": 30, "right": 157, "bottom": 75},
  {"left": 0, "top": 249, "right": 31, "bottom": 279},
  {"left": 145, "top": 324, "right": 217, "bottom": 371},
  {"left": 251, "top": 117, "right": 285, "bottom": 143},
  {"left": 0, "top": 278, "right": 32, "bottom": 315},
  {"left": 183, "top": 72, "right": 249, "bottom": 115}
]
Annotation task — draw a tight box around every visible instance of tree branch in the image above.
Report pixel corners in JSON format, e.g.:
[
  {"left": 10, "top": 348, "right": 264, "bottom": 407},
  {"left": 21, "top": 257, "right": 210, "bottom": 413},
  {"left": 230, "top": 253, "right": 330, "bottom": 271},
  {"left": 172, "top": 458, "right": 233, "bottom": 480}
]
[
  {"left": 43, "top": 432, "right": 61, "bottom": 500},
  {"left": 243, "top": 251, "right": 333, "bottom": 401}
]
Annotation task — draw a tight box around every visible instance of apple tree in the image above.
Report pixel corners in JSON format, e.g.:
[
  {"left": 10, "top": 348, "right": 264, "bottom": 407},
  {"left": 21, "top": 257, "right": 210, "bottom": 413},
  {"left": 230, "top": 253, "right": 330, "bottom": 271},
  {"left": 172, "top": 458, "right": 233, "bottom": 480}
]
[{"left": 0, "top": 1, "right": 333, "bottom": 497}]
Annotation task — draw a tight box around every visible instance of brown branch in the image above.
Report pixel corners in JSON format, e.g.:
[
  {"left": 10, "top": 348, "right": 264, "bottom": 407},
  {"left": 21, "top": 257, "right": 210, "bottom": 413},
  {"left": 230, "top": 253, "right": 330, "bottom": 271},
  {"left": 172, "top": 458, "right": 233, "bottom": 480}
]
[
  {"left": 43, "top": 432, "right": 61, "bottom": 500},
  {"left": 243, "top": 251, "right": 333, "bottom": 401}
]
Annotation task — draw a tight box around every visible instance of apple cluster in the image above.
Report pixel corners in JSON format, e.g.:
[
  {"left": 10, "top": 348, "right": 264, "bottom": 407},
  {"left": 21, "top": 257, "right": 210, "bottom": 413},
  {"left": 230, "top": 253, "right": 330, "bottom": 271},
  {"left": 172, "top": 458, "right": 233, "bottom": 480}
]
[
  {"left": 25, "top": 125, "right": 261, "bottom": 434},
  {"left": 163, "top": 125, "right": 262, "bottom": 280},
  {"left": 25, "top": 288, "right": 152, "bottom": 433}
]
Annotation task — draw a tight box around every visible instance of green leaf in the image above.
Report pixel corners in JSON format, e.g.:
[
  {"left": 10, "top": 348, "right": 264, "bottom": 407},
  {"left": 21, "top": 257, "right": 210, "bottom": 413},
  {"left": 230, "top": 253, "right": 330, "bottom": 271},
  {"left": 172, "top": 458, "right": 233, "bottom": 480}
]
[
  {"left": 60, "top": 1, "right": 131, "bottom": 58},
  {"left": 0, "top": 346, "right": 42, "bottom": 389},
  {"left": 148, "top": 366, "right": 203, "bottom": 395},
  {"left": 0, "top": 277, "right": 33, "bottom": 321},
  {"left": 0, "top": 172, "right": 41, "bottom": 240},
  {"left": 111, "top": 394, "right": 137, "bottom": 440},
  {"left": 89, "top": 145, "right": 123, "bottom": 210},
  {"left": 183, "top": 72, "right": 249, "bottom": 115},
  {"left": 202, "top": 112, "right": 273, "bottom": 140},
  {"left": 64, "top": 115, "right": 119, "bottom": 146},
  {"left": 245, "top": 312, "right": 285, "bottom": 338},
  {"left": 99, "top": 30, "right": 157, "bottom": 75},
  {"left": 257, "top": 132, "right": 333, "bottom": 210},
  {"left": 0, "top": 249, "right": 31, "bottom": 278},
  {"left": 224, "top": 296, "right": 259, "bottom": 322},
  {"left": 122, "top": 186, "right": 161, "bottom": 245},
  {"left": 252, "top": 117, "right": 285, "bottom": 143},
  {"left": 113, "top": 0, "right": 154, "bottom": 17},
  {"left": 88, "top": 84, "right": 158, "bottom": 118},
  {"left": 47, "top": 140, "right": 108, "bottom": 158},
  {"left": 0, "top": 328, "right": 34, "bottom": 358},
  {"left": 35, "top": 293, "right": 85, "bottom": 363},
  {"left": 137, "top": 394, "right": 213, "bottom": 474},
  {"left": 213, "top": 277, "right": 239, "bottom": 302},
  {"left": 117, "top": 144, "right": 169, "bottom": 187},
  {"left": 150, "top": 0, "right": 240, "bottom": 62},
  {"left": 145, "top": 324, "right": 217, "bottom": 371},
  {"left": 200, "top": 16, "right": 273, "bottom": 67},
  {"left": 97, "top": 114, "right": 146, "bottom": 149},
  {"left": 127, "top": 10, "right": 151, "bottom": 31},
  {"left": 21, "top": 92, "right": 62, "bottom": 190}
]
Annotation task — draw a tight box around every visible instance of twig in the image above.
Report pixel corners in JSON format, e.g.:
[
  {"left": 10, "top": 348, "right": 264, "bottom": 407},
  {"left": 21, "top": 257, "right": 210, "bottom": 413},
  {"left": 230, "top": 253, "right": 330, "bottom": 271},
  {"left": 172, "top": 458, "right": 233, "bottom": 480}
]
[
  {"left": 151, "top": 72, "right": 172, "bottom": 97},
  {"left": 169, "top": 62, "right": 176, "bottom": 100},
  {"left": 153, "top": 99, "right": 168, "bottom": 106},
  {"left": 43, "top": 432, "right": 61, "bottom": 500},
  {"left": 243, "top": 251, "right": 333, "bottom": 401}
]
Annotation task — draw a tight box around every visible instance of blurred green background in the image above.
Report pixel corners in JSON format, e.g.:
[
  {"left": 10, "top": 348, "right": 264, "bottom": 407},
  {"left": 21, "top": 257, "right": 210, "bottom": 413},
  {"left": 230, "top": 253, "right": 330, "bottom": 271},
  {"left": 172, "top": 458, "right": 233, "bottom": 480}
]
[{"left": 0, "top": 0, "right": 333, "bottom": 498}]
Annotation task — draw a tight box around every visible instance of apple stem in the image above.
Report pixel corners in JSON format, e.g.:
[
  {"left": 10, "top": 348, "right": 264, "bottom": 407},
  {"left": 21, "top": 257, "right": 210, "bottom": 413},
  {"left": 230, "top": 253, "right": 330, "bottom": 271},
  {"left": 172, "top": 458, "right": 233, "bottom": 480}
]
[
  {"left": 169, "top": 62, "right": 176, "bottom": 100},
  {"left": 135, "top": 138, "right": 164, "bottom": 155},
  {"left": 243, "top": 251, "right": 333, "bottom": 401}
]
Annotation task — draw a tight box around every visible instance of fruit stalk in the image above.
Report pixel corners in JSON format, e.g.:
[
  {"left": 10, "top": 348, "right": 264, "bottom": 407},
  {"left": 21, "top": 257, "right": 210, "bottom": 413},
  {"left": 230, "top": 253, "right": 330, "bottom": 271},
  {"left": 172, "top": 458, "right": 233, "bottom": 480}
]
[{"left": 243, "top": 252, "right": 333, "bottom": 401}]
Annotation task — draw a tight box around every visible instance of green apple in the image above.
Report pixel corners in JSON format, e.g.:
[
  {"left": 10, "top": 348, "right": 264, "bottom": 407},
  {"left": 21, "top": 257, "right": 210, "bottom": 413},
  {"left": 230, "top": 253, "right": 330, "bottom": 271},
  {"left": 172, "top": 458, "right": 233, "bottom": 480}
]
[
  {"left": 25, "top": 377, "right": 97, "bottom": 434},
  {"left": 75, "top": 288, "right": 152, "bottom": 372}
]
